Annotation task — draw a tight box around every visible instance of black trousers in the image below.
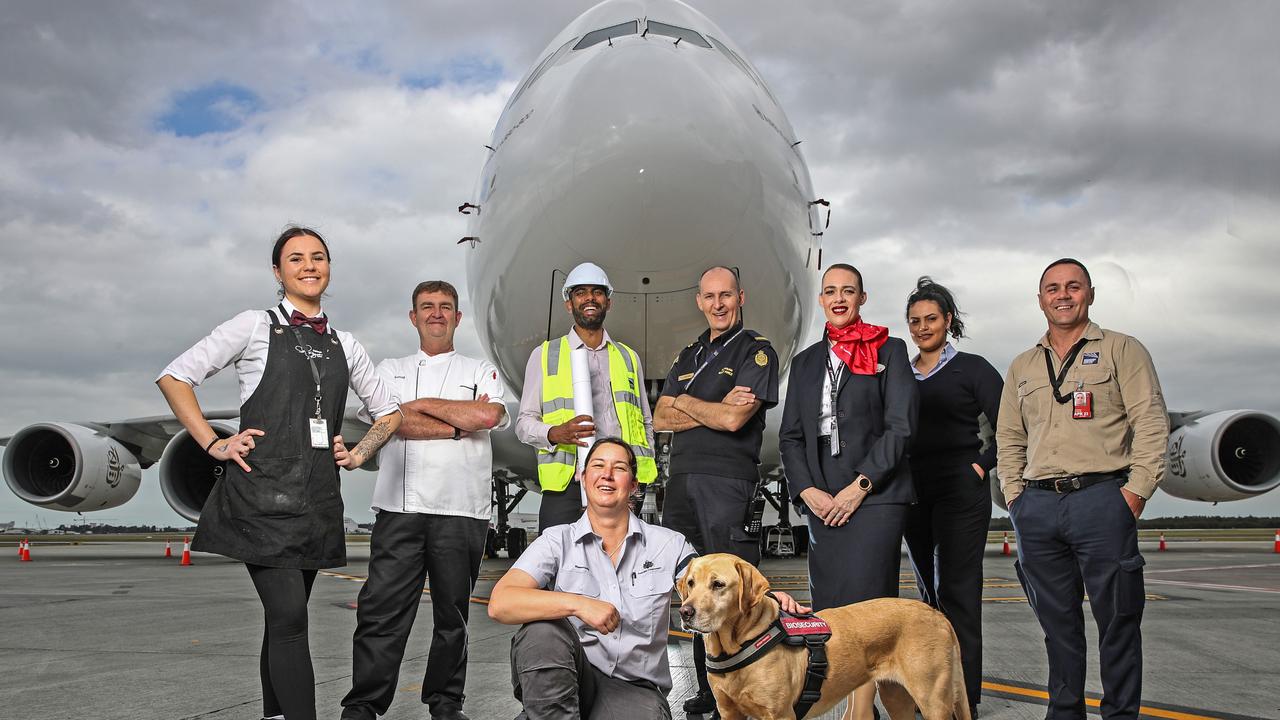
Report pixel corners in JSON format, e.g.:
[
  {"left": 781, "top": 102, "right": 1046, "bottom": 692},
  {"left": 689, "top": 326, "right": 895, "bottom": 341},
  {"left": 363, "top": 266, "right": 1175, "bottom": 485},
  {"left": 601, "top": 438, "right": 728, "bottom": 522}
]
[
  {"left": 341, "top": 511, "right": 488, "bottom": 719},
  {"left": 903, "top": 465, "right": 991, "bottom": 708},
  {"left": 245, "top": 564, "right": 318, "bottom": 720},
  {"left": 1010, "top": 479, "right": 1146, "bottom": 719},
  {"left": 662, "top": 471, "right": 760, "bottom": 696},
  {"left": 510, "top": 619, "right": 672, "bottom": 719},
  {"left": 538, "top": 480, "right": 585, "bottom": 532}
]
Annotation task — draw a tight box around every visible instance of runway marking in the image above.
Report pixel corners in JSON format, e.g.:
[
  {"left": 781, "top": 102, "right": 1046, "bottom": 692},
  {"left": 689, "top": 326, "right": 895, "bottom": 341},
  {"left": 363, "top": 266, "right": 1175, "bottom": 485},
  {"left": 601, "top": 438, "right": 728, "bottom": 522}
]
[
  {"left": 1145, "top": 578, "right": 1280, "bottom": 594},
  {"left": 1145, "top": 562, "right": 1280, "bottom": 574},
  {"left": 982, "top": 678, "right": 1264, "bottom": 719}
]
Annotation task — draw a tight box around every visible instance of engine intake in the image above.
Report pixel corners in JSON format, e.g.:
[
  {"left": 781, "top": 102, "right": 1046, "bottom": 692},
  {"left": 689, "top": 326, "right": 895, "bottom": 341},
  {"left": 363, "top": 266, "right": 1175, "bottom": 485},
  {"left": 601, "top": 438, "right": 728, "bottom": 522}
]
[
  {"left": 158, "top": 421, "right": 239, "bottom": 522},
  {"left": 1162, "top": 410, "right": 1280, "bottom": 502},
  {"left": 2, "top": 422, "right": 142, "bottom": 512}
]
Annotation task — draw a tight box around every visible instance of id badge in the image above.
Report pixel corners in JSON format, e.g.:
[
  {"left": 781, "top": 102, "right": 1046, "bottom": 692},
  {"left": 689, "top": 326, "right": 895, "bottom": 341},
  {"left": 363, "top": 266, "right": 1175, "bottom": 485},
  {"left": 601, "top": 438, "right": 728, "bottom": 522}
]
[
  {"left": 1072, "top": 391, "right": 1093, "bottom": 419},
  {"left": 309, "top": 418, "right": 330, "bottom": 448}
]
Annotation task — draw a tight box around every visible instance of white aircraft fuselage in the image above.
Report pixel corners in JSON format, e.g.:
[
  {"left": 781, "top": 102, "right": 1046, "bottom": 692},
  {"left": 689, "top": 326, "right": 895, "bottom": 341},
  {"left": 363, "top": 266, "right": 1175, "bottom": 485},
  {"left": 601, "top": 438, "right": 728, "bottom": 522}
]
[{"left": 465, "top": 0, "right": 822, "bottom": 422}]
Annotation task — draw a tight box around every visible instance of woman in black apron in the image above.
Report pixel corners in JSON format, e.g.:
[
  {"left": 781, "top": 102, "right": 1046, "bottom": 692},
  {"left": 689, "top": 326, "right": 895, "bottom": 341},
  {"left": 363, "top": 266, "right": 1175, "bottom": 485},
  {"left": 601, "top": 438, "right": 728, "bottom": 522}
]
[{"left": 157, "top": 227, "right": 401, "bottom": 720}]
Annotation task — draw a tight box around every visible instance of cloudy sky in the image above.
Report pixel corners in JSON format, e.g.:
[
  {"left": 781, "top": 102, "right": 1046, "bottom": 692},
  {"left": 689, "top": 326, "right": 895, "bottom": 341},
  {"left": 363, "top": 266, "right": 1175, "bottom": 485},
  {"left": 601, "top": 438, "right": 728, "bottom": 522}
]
[{"left": 2, "top": 0, "right": 1278, "bottom": 527}]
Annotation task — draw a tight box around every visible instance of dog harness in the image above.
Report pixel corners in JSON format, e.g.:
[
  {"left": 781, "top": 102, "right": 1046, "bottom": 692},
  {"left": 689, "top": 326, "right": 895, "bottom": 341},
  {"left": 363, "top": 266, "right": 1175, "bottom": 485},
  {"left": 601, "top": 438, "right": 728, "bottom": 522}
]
[{"left": 704, "top": 595, "right": 832, "bottom": 719}]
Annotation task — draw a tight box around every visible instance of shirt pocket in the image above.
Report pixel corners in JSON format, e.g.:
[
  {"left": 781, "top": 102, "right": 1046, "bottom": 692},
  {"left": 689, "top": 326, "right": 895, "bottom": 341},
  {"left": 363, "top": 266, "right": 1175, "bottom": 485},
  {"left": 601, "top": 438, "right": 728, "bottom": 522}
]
[
  {"left": 1016, "top": 378, "right": 1052, "bottom": 427},
  {"left": 1073, "top": 367, "right": 1116, "bottom": 416},
  {"left": 555, "top": 568, "right": 601, "bottom": 598},
  {"left": 627, "top": 569, "right": 675, "bottom": 636}
]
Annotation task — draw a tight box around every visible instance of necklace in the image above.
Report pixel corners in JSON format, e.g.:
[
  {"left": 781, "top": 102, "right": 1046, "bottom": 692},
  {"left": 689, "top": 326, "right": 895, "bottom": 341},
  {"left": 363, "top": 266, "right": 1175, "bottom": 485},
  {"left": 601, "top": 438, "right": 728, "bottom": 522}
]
[{"left": 603, "top": 540, "right": 623, "bottom": 562}]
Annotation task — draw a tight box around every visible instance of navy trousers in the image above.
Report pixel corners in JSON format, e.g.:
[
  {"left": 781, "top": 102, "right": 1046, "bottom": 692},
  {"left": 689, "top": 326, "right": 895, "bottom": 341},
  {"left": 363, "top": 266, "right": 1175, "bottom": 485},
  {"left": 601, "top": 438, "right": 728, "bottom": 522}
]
[{"left": 1009, "top": 479, "right": 1146, "bottom": 719}]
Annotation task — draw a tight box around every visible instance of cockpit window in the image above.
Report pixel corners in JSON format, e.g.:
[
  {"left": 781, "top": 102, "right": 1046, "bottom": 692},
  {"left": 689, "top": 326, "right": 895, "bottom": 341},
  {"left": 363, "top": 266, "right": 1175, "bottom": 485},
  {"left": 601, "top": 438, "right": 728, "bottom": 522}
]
[
  {"left": 511, "top": 37, "right": 577, "bottom": 106},
  {"left": 573, "top": 20, "right": 639, "bottom": 50},
  {"left": 707, "top": 36, "right": 756, "bottom": 81},
  {"left": 645, "top": 20, "right": 712, "bottom": 48}
]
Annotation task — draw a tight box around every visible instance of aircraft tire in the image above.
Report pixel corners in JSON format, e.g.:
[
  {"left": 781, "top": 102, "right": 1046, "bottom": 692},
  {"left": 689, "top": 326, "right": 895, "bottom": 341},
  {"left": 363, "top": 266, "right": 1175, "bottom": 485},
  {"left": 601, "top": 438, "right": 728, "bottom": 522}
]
[{"left": 507, "top": 527, "right": 527, "bottom": 559}]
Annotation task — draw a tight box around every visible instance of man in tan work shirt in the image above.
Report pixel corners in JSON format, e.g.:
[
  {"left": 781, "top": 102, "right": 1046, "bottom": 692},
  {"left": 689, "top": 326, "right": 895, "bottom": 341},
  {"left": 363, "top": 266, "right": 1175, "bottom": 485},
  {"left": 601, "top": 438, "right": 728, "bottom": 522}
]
[{"left": 996, "top": 257, "right": 1169, "bottom": 720}]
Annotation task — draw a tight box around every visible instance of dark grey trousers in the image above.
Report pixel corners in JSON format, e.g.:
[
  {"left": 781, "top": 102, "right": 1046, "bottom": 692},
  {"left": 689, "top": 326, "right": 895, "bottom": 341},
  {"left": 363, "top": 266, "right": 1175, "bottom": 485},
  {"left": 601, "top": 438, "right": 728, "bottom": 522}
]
[
  {"left": 904, "top": 465, "right": 992, "bottom": 708},
  {"left": 1010, "top": 479, "right": 1146, "bottom": 719},
  {"left": 510, "top": 619, "right": 672, "bottom": 720},
  {"left": 340, "top": 511, "right": 488, "bottom": 719}
]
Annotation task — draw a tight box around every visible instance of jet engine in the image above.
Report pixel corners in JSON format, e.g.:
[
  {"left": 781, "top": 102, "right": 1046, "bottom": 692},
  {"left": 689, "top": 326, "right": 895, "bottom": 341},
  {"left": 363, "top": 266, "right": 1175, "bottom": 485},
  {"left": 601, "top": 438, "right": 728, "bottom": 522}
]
[
  {"left": 158, "top": 420, "right": 239, "bottom": 522},
  {"left": 1162, "top": 410, "right": 1280, "bottom": 502},
  {"left": 2, "top": 422, "right": 142, "bottom": 512}
]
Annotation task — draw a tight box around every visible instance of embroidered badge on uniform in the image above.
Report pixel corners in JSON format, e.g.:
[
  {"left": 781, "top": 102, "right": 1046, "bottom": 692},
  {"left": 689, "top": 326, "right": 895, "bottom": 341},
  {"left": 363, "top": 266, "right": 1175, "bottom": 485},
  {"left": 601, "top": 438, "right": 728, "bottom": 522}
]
[
  {"left": 1082, "top": 352, "right": 1100, "bottom": 365},
  {"left": 678, "top": 372, "right": 695, "bottom": 382},
  {"left": 755, "top": 350, "right": 768, "bottom": 367},
  {"left": 719, "top": 367, "right": 735, "bottom": 377}
]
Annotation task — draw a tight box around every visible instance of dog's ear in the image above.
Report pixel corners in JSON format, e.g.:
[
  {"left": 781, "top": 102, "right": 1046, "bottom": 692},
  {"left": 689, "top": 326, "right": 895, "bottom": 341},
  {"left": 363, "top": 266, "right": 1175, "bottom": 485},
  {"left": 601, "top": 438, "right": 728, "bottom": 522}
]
[
  {"left": 676, "top": 557, "right": 695, "bottom": 602},
  {"left": 736, "top": 558, "right": 769, "bottom": 615}
]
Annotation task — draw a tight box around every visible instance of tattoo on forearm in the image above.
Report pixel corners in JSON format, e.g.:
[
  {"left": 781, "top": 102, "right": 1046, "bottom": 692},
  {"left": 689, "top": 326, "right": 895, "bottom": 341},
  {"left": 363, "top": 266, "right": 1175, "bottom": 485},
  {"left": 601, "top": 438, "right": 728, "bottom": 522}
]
[{"left": 351, "top": 420, "right": 395, "bottom": 463}]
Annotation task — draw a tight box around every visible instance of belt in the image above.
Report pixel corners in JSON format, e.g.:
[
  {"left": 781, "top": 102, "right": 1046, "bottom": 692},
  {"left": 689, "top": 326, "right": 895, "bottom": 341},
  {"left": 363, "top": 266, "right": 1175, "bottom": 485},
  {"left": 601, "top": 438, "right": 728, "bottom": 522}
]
[{"left": 1025, "top": 473, "right": 1122, "bottom": 493}]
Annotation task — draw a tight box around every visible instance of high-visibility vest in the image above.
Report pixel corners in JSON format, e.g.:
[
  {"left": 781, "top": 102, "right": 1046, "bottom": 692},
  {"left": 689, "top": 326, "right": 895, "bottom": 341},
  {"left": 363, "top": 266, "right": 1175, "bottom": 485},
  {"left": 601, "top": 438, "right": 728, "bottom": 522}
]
[{"left": 537, "top": 336, "right": 656, "bottom": 491}]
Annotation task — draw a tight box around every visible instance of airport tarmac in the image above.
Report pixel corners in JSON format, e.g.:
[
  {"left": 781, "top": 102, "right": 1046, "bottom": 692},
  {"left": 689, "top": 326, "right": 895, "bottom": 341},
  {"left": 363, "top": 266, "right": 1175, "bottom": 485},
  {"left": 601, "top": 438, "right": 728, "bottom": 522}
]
[{"left": 2, "top": 539, "right": 1277, "bottom": 720}]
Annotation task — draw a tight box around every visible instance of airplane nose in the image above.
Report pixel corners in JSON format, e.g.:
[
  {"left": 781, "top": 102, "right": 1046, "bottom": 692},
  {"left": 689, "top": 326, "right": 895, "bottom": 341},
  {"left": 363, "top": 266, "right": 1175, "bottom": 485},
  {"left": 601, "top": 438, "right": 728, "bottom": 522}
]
[{"left": 539, "top": 43, "right": 771, "bottom": 272}]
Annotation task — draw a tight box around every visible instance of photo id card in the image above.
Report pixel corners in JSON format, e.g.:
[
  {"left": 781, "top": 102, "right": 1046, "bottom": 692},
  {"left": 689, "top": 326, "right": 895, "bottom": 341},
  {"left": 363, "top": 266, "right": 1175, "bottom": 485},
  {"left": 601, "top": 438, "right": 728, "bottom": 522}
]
[
  {"left": 309, "top": 418, "right": 330, "bottom": 448},
  {"left": 1072, "top": 391, "right": 1093, "bottom": 420}
]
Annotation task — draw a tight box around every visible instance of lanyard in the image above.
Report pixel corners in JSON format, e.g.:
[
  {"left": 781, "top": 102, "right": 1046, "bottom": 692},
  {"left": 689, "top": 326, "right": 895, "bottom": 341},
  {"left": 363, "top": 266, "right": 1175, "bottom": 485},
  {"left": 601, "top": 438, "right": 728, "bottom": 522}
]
[
  {"left": 288, "top": 325, "right": 326, "bottom": 419},
  {"left": 824, "top": 350, "right": 843, "bottom": 456},
  {"left": 684, "top": 326, "right": 745, "bottom": 391},
  {"left": 1042, "top": 338, "right": 1088, "bottom": 404}
]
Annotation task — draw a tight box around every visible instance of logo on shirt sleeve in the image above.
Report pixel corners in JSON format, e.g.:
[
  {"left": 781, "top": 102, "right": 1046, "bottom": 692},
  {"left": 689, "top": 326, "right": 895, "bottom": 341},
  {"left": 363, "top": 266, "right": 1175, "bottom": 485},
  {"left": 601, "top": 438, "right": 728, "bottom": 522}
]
[{"left": 755, "top": 350, "right": 768, "bottom": 367}]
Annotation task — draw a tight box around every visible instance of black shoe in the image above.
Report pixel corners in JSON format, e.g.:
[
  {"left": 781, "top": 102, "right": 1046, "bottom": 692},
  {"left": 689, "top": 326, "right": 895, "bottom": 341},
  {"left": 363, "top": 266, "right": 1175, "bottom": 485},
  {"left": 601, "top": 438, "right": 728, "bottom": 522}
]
[
  {"left": 431, "top": 708, "right": 471, "bottom": 720},
  {"left": 683, "top": 688, "right": 716, "bottom": 714}
]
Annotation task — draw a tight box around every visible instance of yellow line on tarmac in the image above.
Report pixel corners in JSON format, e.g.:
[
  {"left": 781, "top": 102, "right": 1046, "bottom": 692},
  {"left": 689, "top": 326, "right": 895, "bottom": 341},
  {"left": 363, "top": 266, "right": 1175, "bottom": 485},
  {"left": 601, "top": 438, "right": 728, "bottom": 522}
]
[{"left": 981, "top": 681, "right": 1226, "bottom": 719}]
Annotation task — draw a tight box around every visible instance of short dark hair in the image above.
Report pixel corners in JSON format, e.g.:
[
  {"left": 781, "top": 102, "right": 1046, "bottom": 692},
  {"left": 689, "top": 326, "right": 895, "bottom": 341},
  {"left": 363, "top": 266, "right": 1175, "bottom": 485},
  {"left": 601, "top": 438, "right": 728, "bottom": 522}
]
[
  {"left": 271, "top": 226, "right": 329, "bottom": 267},
  {"left": 699, "top": 265, "right": 741, "bottom": 292},
  {"left": 584, "top": 437, "right": 637, "bottom": 477},
  {"left": 906, "top": 276, "right": 965, "bottom": 339},
  {"left": 1039, "top": 258, "right": 1092, "bottom": 288},
  {"left": 822, "top": 263, "right": 864, "bottom": 291},
  {"left": 412, "top": 280, "right": 460, "bottom": 308}
]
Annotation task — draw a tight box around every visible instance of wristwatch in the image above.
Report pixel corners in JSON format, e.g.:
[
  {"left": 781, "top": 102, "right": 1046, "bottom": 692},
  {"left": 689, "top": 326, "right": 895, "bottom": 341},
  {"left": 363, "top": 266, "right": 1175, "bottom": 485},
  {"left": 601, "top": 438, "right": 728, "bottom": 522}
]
[{"left": 856, "top": 475, "right": 873, "bottom": 494}]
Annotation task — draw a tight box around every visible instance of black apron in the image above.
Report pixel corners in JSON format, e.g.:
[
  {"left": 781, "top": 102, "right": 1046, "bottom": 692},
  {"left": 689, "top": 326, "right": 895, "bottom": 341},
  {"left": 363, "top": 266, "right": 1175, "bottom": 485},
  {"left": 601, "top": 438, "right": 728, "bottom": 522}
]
[{"left": 192, "top": 307, "right": 350, "bottom": 569}]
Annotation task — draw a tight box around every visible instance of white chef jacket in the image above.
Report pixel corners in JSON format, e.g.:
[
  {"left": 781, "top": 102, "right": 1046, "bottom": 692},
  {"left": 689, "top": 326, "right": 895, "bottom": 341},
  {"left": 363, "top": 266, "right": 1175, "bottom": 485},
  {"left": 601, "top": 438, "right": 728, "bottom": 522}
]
[
  {"left": 362, "top": 350, "right": 509, "bottom": 518},
  {"left": 158, "top": 298, "right": 399, "bottom": 420}
]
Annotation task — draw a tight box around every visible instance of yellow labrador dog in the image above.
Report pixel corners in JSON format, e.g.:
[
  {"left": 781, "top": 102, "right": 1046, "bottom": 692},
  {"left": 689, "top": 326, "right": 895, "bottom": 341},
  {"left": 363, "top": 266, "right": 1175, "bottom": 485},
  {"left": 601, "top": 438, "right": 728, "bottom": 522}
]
[{"left": 677, "top": 554, "right": 970, "bottom": 720}]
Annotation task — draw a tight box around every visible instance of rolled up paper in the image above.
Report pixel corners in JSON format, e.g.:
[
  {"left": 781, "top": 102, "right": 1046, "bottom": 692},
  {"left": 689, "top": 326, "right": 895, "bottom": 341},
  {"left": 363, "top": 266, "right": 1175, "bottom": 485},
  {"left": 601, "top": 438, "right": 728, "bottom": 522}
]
[{"left": 570, "top": 347, "right": 595, "bottom": 507}]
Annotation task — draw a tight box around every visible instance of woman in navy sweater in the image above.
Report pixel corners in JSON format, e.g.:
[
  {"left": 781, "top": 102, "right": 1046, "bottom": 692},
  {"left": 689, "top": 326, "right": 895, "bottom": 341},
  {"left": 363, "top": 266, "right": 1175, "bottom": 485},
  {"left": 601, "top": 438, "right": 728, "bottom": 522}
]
[{"left": 902, "top": 277, "right": 1002, "bottom": 717}]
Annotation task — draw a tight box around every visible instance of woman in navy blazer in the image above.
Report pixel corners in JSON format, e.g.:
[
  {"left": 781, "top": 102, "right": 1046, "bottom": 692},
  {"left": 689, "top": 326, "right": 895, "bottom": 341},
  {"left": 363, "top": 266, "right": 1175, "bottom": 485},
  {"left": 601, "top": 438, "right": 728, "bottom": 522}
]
[{"left": 779, "top": 263, "right": 918, "bottom": 720}]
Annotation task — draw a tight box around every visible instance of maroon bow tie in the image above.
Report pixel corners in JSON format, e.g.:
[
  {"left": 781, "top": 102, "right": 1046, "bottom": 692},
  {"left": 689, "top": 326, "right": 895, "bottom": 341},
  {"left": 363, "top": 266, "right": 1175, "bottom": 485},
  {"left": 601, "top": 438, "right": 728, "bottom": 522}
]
[{"left": 289, "top": 310, "right": 328, "bottom": 335}]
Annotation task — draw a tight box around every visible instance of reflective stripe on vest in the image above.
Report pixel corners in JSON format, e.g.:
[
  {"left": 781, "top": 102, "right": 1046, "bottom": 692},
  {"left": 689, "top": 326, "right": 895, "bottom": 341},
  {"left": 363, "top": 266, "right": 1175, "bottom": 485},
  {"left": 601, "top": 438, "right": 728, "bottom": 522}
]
[{"left": 537, "top": 337, "right": 657, "bottom": 491}]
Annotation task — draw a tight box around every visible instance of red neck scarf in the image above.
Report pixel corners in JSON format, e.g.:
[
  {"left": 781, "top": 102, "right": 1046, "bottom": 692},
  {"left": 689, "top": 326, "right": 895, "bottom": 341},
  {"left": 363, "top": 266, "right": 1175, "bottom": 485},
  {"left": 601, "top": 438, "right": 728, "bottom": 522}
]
[{"left": 826, "top": 318, "right": 888, "bottom": 375}]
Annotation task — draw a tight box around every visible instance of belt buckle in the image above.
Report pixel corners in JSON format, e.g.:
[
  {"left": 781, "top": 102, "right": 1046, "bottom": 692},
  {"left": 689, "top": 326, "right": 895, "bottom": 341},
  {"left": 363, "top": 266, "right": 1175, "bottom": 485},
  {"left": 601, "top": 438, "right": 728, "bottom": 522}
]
[{"left": 1053, "top": 476, "right": 1081, "bottom": 493}]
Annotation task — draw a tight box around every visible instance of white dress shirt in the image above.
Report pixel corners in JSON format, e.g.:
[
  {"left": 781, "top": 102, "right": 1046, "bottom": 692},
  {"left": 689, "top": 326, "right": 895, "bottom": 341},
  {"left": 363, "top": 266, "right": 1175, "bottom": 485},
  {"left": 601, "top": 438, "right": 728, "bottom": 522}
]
[
  {"left": 515, "top": 328, "right": 654, "bottom": 451},
  {"left": 364, "top": 350, "right": 509, "bottom": 518},
  {"left": 158, "top": 298, "right": 399, "bottom": 419}
]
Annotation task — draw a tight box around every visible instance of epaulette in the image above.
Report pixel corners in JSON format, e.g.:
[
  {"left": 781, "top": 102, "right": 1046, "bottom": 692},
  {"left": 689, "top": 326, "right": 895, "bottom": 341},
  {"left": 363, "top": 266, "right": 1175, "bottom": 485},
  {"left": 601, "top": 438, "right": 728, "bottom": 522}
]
[{"left": 747, "top": 330, "right": 771, "bottom": 344}]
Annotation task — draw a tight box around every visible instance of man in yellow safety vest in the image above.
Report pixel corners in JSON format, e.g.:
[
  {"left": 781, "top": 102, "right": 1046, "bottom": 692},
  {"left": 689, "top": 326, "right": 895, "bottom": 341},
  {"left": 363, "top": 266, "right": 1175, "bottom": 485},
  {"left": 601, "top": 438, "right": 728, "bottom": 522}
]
[{"left": 516, "top": 262, "right": 656, "bottom": 531}]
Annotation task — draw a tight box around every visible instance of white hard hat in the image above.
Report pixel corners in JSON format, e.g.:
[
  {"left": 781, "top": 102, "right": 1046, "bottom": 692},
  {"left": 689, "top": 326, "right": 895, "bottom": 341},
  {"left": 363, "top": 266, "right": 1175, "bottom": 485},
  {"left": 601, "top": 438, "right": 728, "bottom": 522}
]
[{"left": 562, "top": 262, "right": 613, "bottom": 300}]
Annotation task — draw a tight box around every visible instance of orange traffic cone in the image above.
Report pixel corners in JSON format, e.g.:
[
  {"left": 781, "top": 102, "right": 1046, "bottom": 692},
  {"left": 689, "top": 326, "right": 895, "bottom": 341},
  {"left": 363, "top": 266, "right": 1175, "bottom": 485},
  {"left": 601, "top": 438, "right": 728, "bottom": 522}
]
[
  {"left": 1002, "top": 532, "right": 1011, "bottom": 556},
  {"left": 1273, "top": 529, "right": 1279, "bottom": 554},
  {"left": 164, "top": 539, "right": 172, "bottom": 558},
  {"left": 20, "top": 538, "right": 32, "bottom": 562},
  {"left": 180, "top": 536, "right": 192, "bottom": 566},
  {"left": 17, "top": 537, "right": 24, "bottom": 557}
]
